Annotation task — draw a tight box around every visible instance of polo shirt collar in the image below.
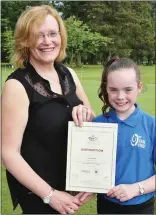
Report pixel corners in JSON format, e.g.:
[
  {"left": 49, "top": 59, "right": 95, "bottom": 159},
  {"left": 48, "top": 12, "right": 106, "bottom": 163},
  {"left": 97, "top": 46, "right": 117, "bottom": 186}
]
[{"left": 108, "top": 104, "right": 141, "bottom": 127}]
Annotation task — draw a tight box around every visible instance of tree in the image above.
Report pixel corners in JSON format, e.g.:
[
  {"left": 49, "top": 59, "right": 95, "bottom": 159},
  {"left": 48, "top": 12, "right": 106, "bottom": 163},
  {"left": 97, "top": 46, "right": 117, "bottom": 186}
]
[
  {"left": 2, "top": 19, "right": 14, "bottom": 63},
  {"left": 65, "top": 16, "right": 112, "bottom": 67},
  {"left": 55, "top": 1, "right": 89, "bottom": 20},
  {"left": 58, "top": 1, "right": 155, "bottom": 64},
  {"left": 129, "top": 2, "right": 155, "bottom": 64},
  {"left": 2, "top": 1, "right": 154, "bottom": 64}
]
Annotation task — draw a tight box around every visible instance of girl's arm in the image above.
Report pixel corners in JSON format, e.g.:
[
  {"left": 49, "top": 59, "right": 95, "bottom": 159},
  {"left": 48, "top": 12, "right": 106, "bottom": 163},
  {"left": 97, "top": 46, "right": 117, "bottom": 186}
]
[
  {"left": 107, "top": 175, "right": 156, "bottom": 202},
  {"left": 139, "top": 175, "right": 156, "bottom": 194}
]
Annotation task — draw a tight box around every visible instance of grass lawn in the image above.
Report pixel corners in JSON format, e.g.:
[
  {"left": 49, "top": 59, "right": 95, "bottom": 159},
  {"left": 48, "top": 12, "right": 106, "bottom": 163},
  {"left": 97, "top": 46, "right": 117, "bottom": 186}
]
[{"left": 1, "top": 65, "right": 155, "bottom": 214}]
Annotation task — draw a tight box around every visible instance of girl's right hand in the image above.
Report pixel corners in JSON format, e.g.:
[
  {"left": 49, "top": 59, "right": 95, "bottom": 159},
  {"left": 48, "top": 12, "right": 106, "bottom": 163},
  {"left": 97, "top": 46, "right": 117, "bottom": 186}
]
[
  {"left": 49, "top": 190, "right": 81, "bottom": 214},
  {"left": 72, "top": 104, "right": 95, "bottom": 126}
]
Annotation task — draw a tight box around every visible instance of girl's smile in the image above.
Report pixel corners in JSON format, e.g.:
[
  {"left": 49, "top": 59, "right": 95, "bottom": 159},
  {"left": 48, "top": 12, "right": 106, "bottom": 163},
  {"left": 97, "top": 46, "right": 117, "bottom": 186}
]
[{"left": 106, "top": 68, "right": 142, "bottom": 119}]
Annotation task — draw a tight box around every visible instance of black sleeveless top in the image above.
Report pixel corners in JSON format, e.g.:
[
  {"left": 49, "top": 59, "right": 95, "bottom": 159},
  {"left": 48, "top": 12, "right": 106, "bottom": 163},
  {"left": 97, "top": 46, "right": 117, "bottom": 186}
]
[{"left": 6, "top": 61, "right": 83, "bottom": 209}]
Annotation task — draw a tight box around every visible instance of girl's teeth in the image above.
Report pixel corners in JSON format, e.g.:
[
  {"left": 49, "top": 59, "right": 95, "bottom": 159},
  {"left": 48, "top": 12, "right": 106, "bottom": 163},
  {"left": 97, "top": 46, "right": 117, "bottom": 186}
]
[{"left": 117, "top": 103, "right": 124, "bottom": 106}]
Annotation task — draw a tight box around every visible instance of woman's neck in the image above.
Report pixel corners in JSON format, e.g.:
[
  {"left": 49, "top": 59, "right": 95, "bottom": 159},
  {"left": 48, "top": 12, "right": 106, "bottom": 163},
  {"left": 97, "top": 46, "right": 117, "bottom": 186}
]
[{"left": 30, "top": 58, "right": 55, "bottom": 74}]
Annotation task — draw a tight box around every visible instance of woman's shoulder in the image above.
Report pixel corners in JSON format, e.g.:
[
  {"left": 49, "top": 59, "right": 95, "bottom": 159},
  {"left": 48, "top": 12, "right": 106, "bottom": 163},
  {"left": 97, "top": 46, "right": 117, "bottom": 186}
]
[
  {"left": 2, "top": 75, "right": 29, "bottom": 107},
  {"left": 66, "top": 66, "right": 75, "bottom": 74},
  {"left": 59, "top": 63, "right": 76, "bottom": 79},
  {"left": 5, "top": 67, "right": 32, "bottom": 101},
  {"left": 54, "top": 62, "right": 76, "bottom": 82},
  {"left": 66, "top": 67, "right": 78, "bottom": 83},
  {"left": 6, "top": 67, "right": 27, "bottom": 82}
]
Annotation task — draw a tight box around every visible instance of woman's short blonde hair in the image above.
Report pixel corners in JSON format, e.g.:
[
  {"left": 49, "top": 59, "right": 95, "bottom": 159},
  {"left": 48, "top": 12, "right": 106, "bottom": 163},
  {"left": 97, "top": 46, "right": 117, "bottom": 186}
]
[{"left": 13, "top": 5, "right": 67, "bottom": 68}]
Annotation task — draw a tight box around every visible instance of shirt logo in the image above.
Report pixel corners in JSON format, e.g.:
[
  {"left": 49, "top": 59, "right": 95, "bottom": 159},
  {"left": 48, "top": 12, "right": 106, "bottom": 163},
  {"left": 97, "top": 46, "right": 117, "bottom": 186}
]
[{"left": 131, "top": 134, "right": 145, "bottom": 148}]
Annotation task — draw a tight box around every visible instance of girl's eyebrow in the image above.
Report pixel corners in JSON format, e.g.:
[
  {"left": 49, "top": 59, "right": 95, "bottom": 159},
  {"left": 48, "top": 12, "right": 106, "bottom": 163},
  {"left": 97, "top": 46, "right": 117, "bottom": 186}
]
[
  {"left": 108, "top": 87, "right": 118, "bottom": 90},
  {"left": 108, "top": 86, "right": 134, "bottom": 89}
]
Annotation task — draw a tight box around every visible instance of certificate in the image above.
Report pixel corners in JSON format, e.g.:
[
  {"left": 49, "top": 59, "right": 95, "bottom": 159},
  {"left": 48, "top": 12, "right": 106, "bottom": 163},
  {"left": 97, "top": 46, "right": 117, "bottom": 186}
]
[{"left": 66, "top": 121, "right": 118, "bottom": 193}]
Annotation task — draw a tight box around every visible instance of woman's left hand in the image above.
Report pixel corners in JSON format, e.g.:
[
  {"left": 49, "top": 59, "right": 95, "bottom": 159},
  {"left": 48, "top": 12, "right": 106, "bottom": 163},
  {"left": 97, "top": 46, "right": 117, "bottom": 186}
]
[
  {"left": 72, "top": 104, "right": 95, "bottom": 126},
  {"left": 107, "top": 184, "right": 139, "bottom": 202}
]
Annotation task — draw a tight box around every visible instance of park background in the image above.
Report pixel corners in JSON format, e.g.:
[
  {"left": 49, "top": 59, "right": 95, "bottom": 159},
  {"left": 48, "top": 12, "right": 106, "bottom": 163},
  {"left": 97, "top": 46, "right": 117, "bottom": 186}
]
[{"left": 1, "top": 1, "right": 156, "bottom": 214}]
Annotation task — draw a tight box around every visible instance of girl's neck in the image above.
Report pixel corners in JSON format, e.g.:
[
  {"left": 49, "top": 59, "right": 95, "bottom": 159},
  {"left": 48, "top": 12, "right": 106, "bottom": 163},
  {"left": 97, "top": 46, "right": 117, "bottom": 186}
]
[{"left": 116, "top": 105, "right": 136, "bottom": 120}]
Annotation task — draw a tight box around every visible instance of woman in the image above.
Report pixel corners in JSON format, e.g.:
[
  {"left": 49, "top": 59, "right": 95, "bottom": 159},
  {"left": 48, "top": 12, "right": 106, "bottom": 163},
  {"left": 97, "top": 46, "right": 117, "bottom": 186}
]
[{"left": 2, "top": 5, "right": 94, "bottom": 214}]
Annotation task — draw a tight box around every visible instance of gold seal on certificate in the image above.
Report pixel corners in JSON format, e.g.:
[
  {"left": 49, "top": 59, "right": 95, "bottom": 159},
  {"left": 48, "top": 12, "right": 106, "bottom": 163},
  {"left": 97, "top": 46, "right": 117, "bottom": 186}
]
[{"left": 66, "top": 121, "right": 118, "bottom": 193}]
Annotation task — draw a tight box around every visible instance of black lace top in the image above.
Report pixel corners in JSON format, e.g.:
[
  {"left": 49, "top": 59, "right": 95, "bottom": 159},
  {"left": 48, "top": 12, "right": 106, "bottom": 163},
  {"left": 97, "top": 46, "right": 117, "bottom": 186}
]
[{"left": 6, "top": 61, "right": 83, "bottom": 209}]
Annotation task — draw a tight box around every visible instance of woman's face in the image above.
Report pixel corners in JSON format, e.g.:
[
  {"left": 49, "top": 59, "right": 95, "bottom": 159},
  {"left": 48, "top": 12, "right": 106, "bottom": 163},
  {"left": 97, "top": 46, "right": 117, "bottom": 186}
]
[{"left": 29, "top": 15, "right": 61, "bottom": 65}]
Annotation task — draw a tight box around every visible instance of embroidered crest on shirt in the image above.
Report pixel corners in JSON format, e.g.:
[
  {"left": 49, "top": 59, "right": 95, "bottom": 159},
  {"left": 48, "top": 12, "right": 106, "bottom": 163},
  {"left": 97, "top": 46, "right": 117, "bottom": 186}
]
[{"left": 131, "top": 134, "right": 145, "bottom": 148}]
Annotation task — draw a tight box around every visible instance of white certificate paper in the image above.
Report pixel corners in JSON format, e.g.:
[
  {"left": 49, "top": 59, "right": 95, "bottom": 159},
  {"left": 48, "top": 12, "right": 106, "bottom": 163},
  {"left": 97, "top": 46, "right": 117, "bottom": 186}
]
[{"left": 66, "top": 121, "right": 118, "bottom": 193}]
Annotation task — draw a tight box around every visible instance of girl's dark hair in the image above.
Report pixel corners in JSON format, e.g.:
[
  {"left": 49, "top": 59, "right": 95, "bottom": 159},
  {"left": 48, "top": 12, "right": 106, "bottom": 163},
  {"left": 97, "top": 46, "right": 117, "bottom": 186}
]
[{"left": 98, "top": 57, "right": 141, "bottom": 114}]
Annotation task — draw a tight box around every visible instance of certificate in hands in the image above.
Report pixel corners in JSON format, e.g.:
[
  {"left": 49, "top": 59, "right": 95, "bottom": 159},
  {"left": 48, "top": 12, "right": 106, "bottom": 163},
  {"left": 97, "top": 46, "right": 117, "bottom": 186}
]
[{"left": 66, "top": 121, "right": 118, "bottom": 193}]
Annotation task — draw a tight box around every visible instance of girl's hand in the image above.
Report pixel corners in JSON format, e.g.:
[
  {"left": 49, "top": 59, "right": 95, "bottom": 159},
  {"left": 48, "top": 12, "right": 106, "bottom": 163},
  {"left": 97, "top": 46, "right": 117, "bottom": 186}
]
[
  {"left": 107, "top": 184, "right": 139, "bottom": 202},
  {"left": 72, "top": 104, "right": 95, "bottom": 126},
  {"left": 75, "top": 192, "right": 94, "bottom": 204},
  {"left": 49, "top": 190, "right": 81, "bottom": 214}
]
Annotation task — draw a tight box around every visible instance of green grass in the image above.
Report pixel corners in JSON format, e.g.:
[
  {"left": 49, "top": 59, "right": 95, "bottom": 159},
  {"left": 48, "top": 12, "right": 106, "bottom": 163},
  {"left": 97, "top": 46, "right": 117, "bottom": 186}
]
[
  {"left": 1, "top": 65, "right": 155, "bottom": 214},
  {"left": 75, "top": 65, "right": 155, "bottom": 116}
]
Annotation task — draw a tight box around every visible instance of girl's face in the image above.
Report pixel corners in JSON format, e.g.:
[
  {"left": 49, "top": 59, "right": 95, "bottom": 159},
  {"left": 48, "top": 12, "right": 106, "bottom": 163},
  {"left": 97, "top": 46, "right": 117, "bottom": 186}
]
[
  {"left": 29, "top": 15, "right": 61, "bottom": 66},
  {"left": 106, "top": 68, "right": 142, "bottom": 119}
]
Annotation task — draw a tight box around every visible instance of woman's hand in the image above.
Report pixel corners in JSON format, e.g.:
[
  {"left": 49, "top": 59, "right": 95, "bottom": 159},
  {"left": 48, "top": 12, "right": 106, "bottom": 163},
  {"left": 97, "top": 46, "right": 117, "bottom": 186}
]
[
  {"left": 72, "top": 104, "right": 95, "bottom": 126},
  {"left": 49, "top": 190, "right": 81, "bottom": 214},
  {"left": 107, "top": 184, "right": 139, "bottom": 202},
  {"left": 75, "top": 192, "right": 94, "bottom": 205}
]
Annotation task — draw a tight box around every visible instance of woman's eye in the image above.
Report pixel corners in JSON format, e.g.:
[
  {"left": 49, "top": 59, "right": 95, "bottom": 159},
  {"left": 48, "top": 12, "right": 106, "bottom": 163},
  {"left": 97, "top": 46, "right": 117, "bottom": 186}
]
[{"left": 50, "top": 32, "right": 56, "bottom": 37}]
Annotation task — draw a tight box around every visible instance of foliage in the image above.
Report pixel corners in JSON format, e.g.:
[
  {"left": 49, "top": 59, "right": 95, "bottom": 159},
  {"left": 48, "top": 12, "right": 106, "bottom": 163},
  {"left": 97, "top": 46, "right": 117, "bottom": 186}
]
[
  {"left": 1, "top": 1, "right": 155, "bottom": 65},
  {"left": 2, "top": 19, "right": 14, "bottom": 63},
  {"left": 58, "top": 1, "right": 155, "bottom": 64},
  {"left": 65, "top": 16, "right": 112, "bottom": 67}
]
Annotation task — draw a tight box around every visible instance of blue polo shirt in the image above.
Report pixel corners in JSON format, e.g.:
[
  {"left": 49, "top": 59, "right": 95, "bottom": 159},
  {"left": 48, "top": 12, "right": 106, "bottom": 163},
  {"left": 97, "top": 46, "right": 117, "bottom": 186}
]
[{"left": 93, "top": 104, "right": 156, "bottom": 205}]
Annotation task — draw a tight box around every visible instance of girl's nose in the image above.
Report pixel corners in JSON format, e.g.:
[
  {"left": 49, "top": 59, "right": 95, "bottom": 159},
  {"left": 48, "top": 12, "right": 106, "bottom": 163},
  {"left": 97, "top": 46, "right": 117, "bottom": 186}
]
[{"left": 117, "top": 91, "right": 125, "bottom": 99}]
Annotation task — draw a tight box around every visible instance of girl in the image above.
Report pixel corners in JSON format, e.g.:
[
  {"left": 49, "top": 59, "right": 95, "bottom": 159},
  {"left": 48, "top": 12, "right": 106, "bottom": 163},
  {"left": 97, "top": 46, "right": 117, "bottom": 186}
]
[{"left": 93, "top": 57, "right": 156, "bottom": 214}]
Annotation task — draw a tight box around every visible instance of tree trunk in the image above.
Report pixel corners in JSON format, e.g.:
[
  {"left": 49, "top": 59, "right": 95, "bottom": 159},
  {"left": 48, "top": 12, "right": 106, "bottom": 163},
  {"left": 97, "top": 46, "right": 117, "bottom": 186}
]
[
  {"left": 70, "top": 49, "right": 74, "bottom": 65},
  {"left": 76, "top": 52, "right": 82, "bottom": 67}
]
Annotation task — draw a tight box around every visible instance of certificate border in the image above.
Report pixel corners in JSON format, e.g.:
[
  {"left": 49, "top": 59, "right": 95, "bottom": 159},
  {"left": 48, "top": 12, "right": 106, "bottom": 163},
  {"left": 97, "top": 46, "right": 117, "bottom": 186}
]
[{"left": 66, "top": 122, "right": 118, "bottom": 193}]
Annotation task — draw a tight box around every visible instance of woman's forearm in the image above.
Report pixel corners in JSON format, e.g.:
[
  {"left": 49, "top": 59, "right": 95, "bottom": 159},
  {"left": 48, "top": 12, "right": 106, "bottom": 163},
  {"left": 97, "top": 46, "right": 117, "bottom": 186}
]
[{"left": 2, "top": 147, "right": 52, "bottom": 199}]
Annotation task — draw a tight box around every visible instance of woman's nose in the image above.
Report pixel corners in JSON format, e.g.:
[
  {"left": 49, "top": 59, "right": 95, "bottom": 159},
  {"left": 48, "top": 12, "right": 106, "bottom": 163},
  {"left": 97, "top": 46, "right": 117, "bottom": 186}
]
[{"left": 42, "top": 35, "right": 52, "bottom": 44}]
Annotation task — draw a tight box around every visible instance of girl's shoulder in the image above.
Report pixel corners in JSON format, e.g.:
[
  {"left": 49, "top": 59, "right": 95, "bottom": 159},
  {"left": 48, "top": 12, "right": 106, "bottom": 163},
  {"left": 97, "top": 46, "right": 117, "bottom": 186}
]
[
  {"left": 139, "top": 109, "right": 155, "bottom": 136},
  {"left": 140, "top": 109, "right": 155, "bottom": 124},
  {"left": 93, "top": 113, "right": 110, "bottom": 123}
]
